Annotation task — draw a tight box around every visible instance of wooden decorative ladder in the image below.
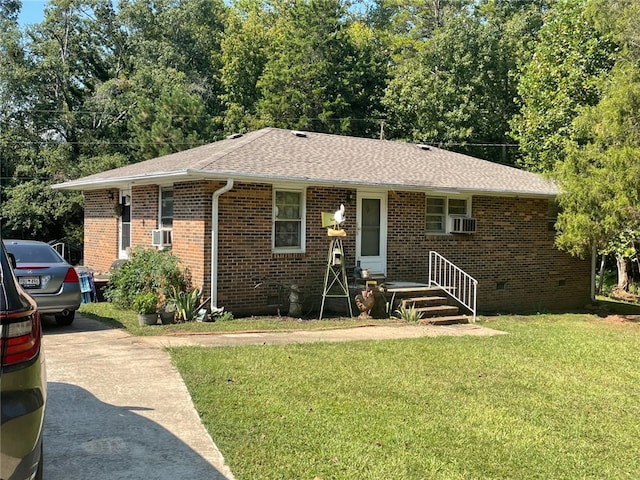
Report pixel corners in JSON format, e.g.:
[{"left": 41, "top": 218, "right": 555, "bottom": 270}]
[{"left": 319, "top": 238, "right": 353, "bottom": 320}]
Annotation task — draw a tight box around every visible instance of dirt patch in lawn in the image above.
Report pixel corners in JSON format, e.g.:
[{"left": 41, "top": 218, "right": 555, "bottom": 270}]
[{"left": 602, "top": 314, "right": 640, "bottom": 325}]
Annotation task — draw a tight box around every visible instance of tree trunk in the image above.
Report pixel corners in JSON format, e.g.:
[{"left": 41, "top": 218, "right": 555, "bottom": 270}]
[
  {"left": 597, "top": 254, "right": 606, "bottom": 294},
  {"left": 616, "top": 255, "right": 629, "bottom": 291}
]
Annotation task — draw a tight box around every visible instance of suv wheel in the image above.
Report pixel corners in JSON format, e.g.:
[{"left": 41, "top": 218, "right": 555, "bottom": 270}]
[{"left": 55, "top": 310, "right": 75, "bottom": 326}]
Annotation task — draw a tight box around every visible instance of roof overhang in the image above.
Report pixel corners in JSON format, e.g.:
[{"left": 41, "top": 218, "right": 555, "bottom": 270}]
[{"left": 52, "top": 168, "right": 557, "bottom": 199}]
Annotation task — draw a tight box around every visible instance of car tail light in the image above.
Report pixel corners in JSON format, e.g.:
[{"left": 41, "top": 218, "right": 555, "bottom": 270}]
[
  {"left": 63, "top": 267, "right": 80, "bottom": 283},
  {"left": 0, "top": 310, "right": 42, "bottom": 367}
]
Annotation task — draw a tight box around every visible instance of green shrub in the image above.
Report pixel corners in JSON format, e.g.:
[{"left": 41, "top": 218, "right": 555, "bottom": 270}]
[
  {"left": 211, "top": 310, "right": 234, "bottom": 322},
  {"left": 132, "top": 291, "right": 159, "bottom": 314},
  {"left": 105, "top": 246, "right": 188, "bottom": 309}
]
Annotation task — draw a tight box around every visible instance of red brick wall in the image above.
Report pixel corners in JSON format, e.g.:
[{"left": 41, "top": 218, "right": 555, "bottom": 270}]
[
  {"left": 171, "top": 181, "right": 210, "bottom": 293},
  {"left": 83, "top": 189, "right": 119, "bottom": 273},
  {"left": 387, "top": 193, "right": 591, "bottom": 313},
  {"left": 83, "top": 182, "right": 591, "bottom": 315},
  {"left": 214, "top": 183, "right": 356, "bottom": 315},
  {"left": 131, "top": 185, "right": 158, "bottom": 247}
]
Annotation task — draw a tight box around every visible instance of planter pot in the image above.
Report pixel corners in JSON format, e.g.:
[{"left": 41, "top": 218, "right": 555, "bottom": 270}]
[
  {"left": 159, "top": 311, "right": 175, "bottom": 325},
  {"left": 137, "top": 313, "right": 158, "bottom": 326}
]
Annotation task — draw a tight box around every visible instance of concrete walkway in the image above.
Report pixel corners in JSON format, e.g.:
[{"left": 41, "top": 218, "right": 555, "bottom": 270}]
[
  {"left": 42, "top": 315, "right": 505, "bottom": 480},
  {"left": 137, "top": 322, "right": 506, "bottom": 349},
  {"left": 42, "top": 315, "right": 235, "bottom": 480}
]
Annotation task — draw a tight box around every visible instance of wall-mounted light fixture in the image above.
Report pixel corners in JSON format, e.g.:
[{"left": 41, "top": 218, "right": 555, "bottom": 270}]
[
  {"left": 346, "top": 191, "right": 356, "bottom": 202},
  {"left": 108, "top": 191, "right": 114, "bottom": 201}
]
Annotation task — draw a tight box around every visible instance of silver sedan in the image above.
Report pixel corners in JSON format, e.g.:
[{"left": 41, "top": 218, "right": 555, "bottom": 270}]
[{"left": 3, "top": 239, "right": 81, "bottom": 326}]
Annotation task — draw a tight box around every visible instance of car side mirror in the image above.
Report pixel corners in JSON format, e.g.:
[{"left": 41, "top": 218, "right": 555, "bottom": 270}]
[{"left": 7, "top": 252, "right": 16, "bottom": 269}]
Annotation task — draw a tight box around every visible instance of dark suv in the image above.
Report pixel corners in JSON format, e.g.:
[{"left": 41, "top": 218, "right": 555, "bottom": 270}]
[{"left": 0, "top": 240, "right": 46, "bottom": 480}]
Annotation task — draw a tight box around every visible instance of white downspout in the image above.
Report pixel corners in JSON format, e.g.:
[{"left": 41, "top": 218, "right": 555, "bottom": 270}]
[{"left": 211, "top": 179, "right": 234, "bottom": 310}]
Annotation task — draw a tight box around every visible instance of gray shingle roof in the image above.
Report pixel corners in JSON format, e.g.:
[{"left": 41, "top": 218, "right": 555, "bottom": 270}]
[{"left": 53, "top": 127, "right": 556, "bottom": 196}]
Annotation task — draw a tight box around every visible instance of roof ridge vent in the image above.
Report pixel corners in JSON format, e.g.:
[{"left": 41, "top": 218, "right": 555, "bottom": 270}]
[
  {"left": 291, "top": 130, "right": 308, "bottom": 138},
  {"left": 417, "top": 144, "right": 431, "bottom": 151},
  {"left": 227, "top": 133, "right": 243, "bottom": 139}
]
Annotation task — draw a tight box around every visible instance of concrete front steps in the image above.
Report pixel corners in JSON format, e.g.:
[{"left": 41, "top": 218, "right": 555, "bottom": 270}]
[{"left": 396, "top": 286, "right": 470, "bottom": 325}]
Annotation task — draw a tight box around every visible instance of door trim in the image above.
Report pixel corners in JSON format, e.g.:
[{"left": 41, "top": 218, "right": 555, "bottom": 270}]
[
  {"left": 118, "top": 189, "right": 131, "bottom": 260},
  {"left": 356, "top": 190, "right": 387, "bottom": 275}
]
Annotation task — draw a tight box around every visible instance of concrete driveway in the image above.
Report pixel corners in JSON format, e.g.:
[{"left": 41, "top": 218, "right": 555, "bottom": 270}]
[{"left": 42, "top": 315, "right": 235, "bottom": 480}]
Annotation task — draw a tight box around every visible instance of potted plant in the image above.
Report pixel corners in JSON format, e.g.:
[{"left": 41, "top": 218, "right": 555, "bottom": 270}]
[
  {"left": 133, "top": 291, "right": 159, "bottom": 325},
  {"left": 157, "top": 294, "right": 176, "bottom": 325}
]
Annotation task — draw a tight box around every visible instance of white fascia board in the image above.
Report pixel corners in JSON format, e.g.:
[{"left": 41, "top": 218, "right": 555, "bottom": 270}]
[{"left": 51, "top": 170, "right": 195, "bottom": 190}]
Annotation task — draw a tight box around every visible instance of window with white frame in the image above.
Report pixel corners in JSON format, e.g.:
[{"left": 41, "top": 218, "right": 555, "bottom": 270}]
[
  {"left": 425, "top": 196, "right": 470, "bottom": 233},
  {"left": 273, "top": 189, "right": 305, "bottom": 251},
  {"left": 426, "top": 196, "right": 446, "bottom": 233},
  {"left": 160, "top": 187, "right": 174, "bottom": 228}
]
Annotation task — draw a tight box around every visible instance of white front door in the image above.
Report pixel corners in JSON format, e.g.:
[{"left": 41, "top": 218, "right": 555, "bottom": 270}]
[
  {"left": 356, "top": 191, "right": 387, "bottom": 275},
  {"left": 118, "top": 189, "right": 131, "bottom": 260}
]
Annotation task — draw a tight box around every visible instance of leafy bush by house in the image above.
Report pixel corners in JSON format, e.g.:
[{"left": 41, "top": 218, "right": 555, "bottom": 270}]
[{"left": 105, "top": 246, "right": 188, "bottom": 309}]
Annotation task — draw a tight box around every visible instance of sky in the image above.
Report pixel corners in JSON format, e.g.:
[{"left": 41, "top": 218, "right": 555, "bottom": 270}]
[{"left": 18, "top": 0, "right": 47, "bottom": 26}]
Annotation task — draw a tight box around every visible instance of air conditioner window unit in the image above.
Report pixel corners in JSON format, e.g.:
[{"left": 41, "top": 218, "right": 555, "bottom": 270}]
[
  {"left": 151, "top": 229, "right": 173, "bottom": 246},
  {"left": 450, "top": 216, "right": 477, "bottom": 234}
]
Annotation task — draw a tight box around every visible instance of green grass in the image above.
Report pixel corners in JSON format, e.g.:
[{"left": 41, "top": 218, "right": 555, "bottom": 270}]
[
  {"left": 79, "top": 302, "right": 399, "bottom": 336},
  {"left": 169, "top": 314, "right": 640, "bottom": 479}
]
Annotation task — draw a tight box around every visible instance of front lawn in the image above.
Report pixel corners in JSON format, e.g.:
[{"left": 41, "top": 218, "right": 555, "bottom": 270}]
[{"left": 170, "top": 313, "right": 640, "bottom": 480}]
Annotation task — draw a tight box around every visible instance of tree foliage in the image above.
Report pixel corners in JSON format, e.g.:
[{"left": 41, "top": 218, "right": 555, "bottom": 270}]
[
  {"left": 381, "top": 0, "right": 547, "bottom": 164},
  {"left": 555, "top": 63, "right": 640, "bottom": 255},
  {"left": 510, "top": 0, "right": 617, "bottom": 172},
  {"left": 550, "top": 0, "right": 640, "bottom": 288}
]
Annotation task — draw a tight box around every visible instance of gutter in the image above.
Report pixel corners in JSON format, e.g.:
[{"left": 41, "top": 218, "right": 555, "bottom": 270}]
[{"left": 211, "top": 179, "right": 234, "bottom": 311}]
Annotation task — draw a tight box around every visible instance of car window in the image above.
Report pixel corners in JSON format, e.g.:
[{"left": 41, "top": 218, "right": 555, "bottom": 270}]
[
  {"left": 0, "top": 244, "right": 9, "bottom": 310},
  {"left": 4, "top": 243, "right": 64, "bottom": 264},
  {"left": 0, "top": 242, "right": 22, "bottom": 312}
]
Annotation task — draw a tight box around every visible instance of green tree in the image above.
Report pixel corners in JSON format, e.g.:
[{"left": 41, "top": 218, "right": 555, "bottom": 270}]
[
  {"left": 554, "top": 62, "right": 640, "bottom": 290},
  {"left": 547, "top": 0, "right": 640, "bottom": 292},
  {"left": 127, "top": 68, "right": 215, "bottom": 160},
  {"left": 381, "top": 0, "right": 546, "bottom": 163},
  {"left": 220, "top": 0, "right": 272, "bottom": 134},
  {"left": 118, "top": 0, "right": 227, "bottom": 118},
  {"left": 0, "top": 0, "right": 118, "bottom": 242},
  {"left": 1, "top": 0, "right": 228, "bottom": 242},
  {"left": 256, "top": 0, "right": 386, "bottom": 135},
  {"left": 510, "top": 0, "right": 616, "bottom": 172}
]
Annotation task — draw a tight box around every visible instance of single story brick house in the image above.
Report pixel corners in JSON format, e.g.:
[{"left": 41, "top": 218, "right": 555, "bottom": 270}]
[{"left": 53, "top": 127, "right": 591, "bottom": 316}]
